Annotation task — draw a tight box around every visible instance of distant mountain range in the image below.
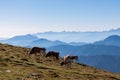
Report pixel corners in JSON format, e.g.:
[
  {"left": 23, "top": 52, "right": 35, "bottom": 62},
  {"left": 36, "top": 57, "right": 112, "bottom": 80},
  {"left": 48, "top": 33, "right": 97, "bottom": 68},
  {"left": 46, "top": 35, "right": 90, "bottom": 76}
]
[
  {"left": 0, "top": 34, "right": 39, "bottom": 46},
  {"left": 1, "top": 28, "right": 120, "bottom": 45},
  {"left": 0, "top": 34, "right": 87, "bottom": 47},
  {"left": 0, "top": 29, "right": 120, "bottom": 52},
  {"left": 0, "top": 28, "right": 120, "bottom": 73},
  {"left": 33, "top": 28, "right": 120, "bottom": 43},
  {"left": 27, "top": 38, "right": 67, "bottom": 48},
  {"left": 0, "top": 29, "right": 120, "bottom": 56}
]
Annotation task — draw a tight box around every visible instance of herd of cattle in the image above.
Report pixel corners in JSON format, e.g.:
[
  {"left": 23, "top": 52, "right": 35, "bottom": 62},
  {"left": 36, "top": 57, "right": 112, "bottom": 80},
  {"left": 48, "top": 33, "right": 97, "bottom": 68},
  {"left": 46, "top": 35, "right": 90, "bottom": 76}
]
[{"left": 28, "top": 47, "right": 78, "bottom": 68}]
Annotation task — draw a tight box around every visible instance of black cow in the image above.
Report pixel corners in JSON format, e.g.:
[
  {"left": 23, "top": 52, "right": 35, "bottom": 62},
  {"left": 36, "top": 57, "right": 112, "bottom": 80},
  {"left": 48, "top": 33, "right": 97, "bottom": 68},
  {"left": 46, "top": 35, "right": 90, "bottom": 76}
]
[
  {"left": 46, "top": 51, "right": 59, "bottom": 60},
  {"left": 28, "top": 47, "right": 46, "bottom": 56}
]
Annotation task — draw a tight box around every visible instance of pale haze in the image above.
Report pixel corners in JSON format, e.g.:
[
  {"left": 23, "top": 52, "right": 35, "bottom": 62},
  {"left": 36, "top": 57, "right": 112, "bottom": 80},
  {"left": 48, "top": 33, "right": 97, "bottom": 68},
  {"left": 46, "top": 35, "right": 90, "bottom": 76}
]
[{"left": 0, "top": 0, "right": 120, "bottom": 38}]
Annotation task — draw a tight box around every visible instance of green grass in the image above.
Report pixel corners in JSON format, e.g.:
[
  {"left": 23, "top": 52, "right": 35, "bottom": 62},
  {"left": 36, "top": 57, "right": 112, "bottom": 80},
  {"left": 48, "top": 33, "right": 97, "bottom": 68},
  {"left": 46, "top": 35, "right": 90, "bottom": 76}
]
[{"left": 0, "top": 43, "right": 120, "bottom": 80}]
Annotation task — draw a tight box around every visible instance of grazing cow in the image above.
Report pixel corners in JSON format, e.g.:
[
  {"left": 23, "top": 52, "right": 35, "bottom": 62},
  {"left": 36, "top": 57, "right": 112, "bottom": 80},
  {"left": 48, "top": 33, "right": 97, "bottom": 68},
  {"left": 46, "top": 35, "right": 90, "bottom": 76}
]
[
  {"left": 70, "top": 56, "right": 78, "bottom": 61},
  {"left": 28, "top": 47, "right": 46, "bottom": 56},
  {"left": 46, "top": 51, "right": 59, "bottom": 60},
  {"left": 60, "top": 55, "right": 78, "bottom": 68},
  {"left": 60, "top": 55, "right": 72, "bottom": 68}
]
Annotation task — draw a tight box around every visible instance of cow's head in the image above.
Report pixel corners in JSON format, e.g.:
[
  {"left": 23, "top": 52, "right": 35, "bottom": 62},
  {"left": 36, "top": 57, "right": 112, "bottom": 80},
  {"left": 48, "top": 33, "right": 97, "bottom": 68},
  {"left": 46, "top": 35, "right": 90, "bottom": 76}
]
[{"left": 60, "top": 61, "right": 65, "bottom": 66}]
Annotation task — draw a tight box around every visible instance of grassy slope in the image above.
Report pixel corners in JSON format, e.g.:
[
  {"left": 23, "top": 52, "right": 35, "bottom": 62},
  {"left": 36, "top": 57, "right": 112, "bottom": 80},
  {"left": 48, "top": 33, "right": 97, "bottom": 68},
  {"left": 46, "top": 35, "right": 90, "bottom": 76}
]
[{"left": 0, "top": 43, "right": 120, "bottom": 80}]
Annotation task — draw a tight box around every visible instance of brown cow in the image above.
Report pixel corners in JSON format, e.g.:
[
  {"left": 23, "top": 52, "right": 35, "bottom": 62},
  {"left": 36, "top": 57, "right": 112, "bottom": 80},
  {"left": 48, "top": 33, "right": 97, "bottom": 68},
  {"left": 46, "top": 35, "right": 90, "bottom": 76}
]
[
  {"left": 28, "top": 47, "right": 46, "bottom": 56},
  {"left": 60, "top": 55, "right": 78, "bottom": 68},
  {"left": 70, "top": 56, "right": 78, "bottom": 61},
  {"left": 46, "top": 51, "right": 59, "bottom": 60},
  {"left": 60, "top": 55, "right": 72, "bottom": 68}
]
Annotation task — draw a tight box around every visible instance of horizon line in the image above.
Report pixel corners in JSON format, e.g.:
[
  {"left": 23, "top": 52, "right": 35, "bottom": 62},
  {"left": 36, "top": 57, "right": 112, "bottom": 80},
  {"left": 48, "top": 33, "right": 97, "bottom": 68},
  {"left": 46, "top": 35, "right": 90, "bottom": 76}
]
[{"left": 0, "top": 28, "right": 120, "bottom": 38}]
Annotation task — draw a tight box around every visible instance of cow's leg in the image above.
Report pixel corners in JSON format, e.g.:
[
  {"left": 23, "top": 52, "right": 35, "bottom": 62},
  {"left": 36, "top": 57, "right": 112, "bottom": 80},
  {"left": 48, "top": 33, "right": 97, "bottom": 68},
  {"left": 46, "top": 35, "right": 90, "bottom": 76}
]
[{"left": 69, "top": 62, "right": 72, "bottom": 69}]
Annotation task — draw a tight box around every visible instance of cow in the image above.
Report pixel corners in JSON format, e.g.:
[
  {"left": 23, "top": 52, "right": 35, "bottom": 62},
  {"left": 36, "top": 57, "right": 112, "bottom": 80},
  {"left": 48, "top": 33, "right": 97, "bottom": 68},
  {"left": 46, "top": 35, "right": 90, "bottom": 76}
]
[
  {"left": 45, "top": 51, "right": 59, "bottom": 60},
  {"left": 28, "top": 47, "right": 46, "bottom": 56},
  {"left": 60, "top": 55, "right": 72, "bottom": 68},
  {"left": 60, "top": 55, "right": 78, "bottom": 68},
  {"left": 70, "top": 56, "right": 78, "bottom": 61}
]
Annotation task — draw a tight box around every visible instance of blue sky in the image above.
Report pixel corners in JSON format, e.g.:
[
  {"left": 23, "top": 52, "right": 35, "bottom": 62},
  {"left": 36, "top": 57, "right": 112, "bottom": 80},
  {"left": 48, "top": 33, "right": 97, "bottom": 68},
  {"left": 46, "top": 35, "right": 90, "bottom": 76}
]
[{"left": 0, "top": 0, "right": 120, "bottom": 37}]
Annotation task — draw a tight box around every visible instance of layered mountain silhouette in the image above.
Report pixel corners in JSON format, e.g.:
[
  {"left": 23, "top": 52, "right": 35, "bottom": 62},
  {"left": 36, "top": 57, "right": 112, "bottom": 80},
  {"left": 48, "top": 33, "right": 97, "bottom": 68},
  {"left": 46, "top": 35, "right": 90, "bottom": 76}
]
[
  {"left": 0, "top": 34, "right": 39, "bottom": 46},
  {"left": 0, "top": 34, "right": 69, "bottom": 48},
  {"left": 27, "top": 39, "right": 67, "bottom": 48},
  {"left": 94, "top": 35, "right": 120, "bottom": 47},
  {"left": 34, "top": 28, "right": 120, "bottom": 43},
  {"left": 0, "top": 28, "right": 120, "bottom": 73},
  {"left": 1, "top": 28, "right": 120, "bottom": 47},
  {"left": 0, "top": 34, "right": 86, "bottom": 47}
]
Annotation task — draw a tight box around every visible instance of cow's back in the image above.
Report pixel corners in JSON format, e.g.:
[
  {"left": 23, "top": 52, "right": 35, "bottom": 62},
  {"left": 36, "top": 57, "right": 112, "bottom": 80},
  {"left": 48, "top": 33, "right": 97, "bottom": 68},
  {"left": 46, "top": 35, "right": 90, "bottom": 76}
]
[{"left": 29, "top": 47, "right": 40, "bottom": 55}]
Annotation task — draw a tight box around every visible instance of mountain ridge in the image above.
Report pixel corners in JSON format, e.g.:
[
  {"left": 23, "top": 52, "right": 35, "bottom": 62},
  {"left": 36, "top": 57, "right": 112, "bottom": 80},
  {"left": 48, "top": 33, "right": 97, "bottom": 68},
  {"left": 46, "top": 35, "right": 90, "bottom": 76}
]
[
  {"left": 28, "top": 38, "right": 67, "bottom": 48},
  {"left": 34, "top": 28, "right": 120, "bottom": 43},
  {"left": 0, "top": 34, "right": 39, "bottom": 46},
  {"left": 94, "top": 35, "right": 120, "bottom": 47}
]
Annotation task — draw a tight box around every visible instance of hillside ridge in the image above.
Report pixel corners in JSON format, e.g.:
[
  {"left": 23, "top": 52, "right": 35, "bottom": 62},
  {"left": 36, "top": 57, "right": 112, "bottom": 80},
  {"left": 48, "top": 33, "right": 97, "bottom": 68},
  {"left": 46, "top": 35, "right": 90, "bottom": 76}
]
[{"left": 0, "top": 43, "right": 120, "bottom": 80}]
